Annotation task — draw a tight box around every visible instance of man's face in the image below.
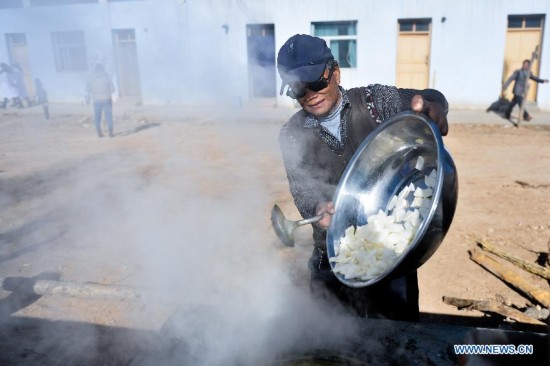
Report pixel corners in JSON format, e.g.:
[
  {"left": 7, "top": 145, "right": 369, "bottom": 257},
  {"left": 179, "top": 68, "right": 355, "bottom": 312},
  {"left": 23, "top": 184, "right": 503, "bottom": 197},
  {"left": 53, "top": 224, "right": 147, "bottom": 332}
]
[
  {"left": 522, "top": 61, "right": 530, "bottom": 70},
  {"left": 297, "top": 66, "right": 341, "bottom": 118}
]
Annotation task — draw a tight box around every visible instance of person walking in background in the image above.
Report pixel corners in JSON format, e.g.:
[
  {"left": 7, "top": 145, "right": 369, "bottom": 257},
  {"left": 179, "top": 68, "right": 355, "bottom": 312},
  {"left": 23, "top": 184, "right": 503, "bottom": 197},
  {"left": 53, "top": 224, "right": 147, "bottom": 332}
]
[
  {"left": 502, "top": 59, "right": 548, "bottom": 121},
  {"left": 86, "top": 63, "right": 115, "bottom": 137},
  {"left": 0, "top": 63, "right": 20, "bottom": 109},
  {"left": 35, "top": 78, "right": 49, "bottom": 120}
]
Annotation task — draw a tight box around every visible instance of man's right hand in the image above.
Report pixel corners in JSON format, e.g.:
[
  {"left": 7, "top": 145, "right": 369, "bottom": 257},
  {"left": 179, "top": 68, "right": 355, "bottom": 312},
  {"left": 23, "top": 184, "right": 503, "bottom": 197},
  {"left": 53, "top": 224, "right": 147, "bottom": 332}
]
[
  {"left": 315, "top": 201, "right": 335, "bottom": 230},
  {"left": 411, "top": 95, "right": 448, "bottom": 136}
]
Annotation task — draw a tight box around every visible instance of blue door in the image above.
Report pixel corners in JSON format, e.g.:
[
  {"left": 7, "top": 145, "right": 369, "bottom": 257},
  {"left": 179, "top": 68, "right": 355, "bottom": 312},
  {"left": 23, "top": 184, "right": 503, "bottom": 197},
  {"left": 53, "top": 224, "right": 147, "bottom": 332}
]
[{"left": 246, "top": 24, "right": 276, "bottom": 98}]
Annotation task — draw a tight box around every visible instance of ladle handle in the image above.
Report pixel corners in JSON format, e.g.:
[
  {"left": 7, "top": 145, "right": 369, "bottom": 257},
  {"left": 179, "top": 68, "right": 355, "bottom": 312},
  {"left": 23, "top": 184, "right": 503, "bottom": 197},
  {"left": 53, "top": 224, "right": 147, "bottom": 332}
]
[{"left": 296, "top": 213, "right": 325, "bottom": 226}]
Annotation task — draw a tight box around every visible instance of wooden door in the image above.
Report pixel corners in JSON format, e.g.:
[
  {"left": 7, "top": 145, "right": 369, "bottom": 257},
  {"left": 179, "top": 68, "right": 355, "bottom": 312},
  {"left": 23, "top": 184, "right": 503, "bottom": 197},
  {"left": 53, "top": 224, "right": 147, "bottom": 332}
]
[
  {"left": 502, "top": 15, "right": 544, "bottom": 101},
  {"left": 246, "top": 24, "right": 276, "bottom": 98},
  {"left": 396, "top": 20, "right": 431, "bottom": 89},
  {"left": 6, "top": 33, "right": 35, "bottom": 98},
  {"left": 113, "top": 29, "right": 142, "bottom": 97}
]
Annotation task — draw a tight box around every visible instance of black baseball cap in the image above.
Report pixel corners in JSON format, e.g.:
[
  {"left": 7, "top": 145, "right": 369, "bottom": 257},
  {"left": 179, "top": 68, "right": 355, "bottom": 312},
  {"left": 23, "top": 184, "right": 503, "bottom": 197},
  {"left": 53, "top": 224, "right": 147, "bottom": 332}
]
[{"left": 277, "top": 34, "right": 334, "bottom": 95}]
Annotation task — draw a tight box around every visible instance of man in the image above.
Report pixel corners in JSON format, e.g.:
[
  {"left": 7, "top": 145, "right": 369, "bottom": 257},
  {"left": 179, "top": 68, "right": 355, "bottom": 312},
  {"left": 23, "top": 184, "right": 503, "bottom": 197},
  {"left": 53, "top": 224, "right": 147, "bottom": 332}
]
[
  {"left": 503, "top": 59, "right": 548, "bottom": 121},
  {"left": 35, "top": 78, "right": 49, "bottom": 120},
  {"left": 277, "top": 34, "right": 449, "bottom": 321},
  {"left": 86, "top": 63, "right": 115, "bottom": 137}
]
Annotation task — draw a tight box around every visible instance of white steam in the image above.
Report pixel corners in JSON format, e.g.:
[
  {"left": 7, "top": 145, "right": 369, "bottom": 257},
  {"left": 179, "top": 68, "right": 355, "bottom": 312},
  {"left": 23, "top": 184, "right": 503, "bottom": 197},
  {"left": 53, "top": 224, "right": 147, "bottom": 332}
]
[{"left": 0, "top": 117, "right": 362, "bottom": 364}]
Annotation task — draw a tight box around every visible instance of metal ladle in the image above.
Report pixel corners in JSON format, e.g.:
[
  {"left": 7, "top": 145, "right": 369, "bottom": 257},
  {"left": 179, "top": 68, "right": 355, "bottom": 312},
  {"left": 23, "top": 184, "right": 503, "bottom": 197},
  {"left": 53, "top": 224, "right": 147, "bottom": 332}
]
[{"left": 270, "top": 204, "right": 324, "bottom": 247}]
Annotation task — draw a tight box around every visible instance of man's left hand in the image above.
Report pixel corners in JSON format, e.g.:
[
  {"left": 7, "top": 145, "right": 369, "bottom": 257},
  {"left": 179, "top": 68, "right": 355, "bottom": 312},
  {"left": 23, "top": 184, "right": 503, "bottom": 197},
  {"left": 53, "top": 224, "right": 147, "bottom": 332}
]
[{"left": 411, "top": 94, "right": 448, "bottom": 136}]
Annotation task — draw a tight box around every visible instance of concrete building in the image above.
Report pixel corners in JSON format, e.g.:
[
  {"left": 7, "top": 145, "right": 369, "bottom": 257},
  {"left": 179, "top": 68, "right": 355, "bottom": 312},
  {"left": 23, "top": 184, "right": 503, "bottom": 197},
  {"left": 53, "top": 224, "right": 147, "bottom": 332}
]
[{"left": 1, "top": 0, "right": 549, "bottom": 110}]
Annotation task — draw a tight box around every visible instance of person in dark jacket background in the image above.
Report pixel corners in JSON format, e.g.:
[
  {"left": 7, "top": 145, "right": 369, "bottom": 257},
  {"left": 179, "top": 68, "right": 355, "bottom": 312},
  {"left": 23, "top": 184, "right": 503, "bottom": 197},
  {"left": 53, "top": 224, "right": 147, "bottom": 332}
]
[
  {"left": 502, "top": 59, "right": 548, "bottom": 121},
  {"left": 277, "top": 34, "right": 449, "bottom": 321}
]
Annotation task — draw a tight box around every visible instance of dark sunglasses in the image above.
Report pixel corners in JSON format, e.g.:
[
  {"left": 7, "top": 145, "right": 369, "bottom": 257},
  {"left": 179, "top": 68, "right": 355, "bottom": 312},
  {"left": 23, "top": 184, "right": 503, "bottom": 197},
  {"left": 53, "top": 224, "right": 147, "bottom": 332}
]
[{"left": 286, "top": 60, "right": 337, "bottom": 99}]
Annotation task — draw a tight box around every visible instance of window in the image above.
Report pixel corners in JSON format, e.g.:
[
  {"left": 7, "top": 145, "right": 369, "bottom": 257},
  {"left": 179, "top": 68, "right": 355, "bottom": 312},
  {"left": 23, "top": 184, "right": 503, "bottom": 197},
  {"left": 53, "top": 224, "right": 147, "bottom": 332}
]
[
  {"left": 6, "top": 33, "right": 26, "bottom": 46},
  {"left": 312, "top": 20, "right": 357, "bottom": 68},
  {"left": 508, "top": 15, "right": 544, "bottom": 29},
  {"left": 247, "top": 24, "right": 275, "bottom": 37},
  {"left": 114, "top": 29, "right": 136, "bottom": 42},
  {"left": 399, "top": 19, "right": 431, "bottom": 33},
  {"left": 51, "top": 31, "right": 88, "bottom": 72}
]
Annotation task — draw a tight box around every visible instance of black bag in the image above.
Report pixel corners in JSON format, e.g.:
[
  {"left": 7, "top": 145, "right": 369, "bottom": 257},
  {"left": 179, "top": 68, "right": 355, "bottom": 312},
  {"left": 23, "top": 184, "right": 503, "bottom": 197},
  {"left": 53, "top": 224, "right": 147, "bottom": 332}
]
[{"left": 486, "top": 96, "right": 510, "bottom": 113}]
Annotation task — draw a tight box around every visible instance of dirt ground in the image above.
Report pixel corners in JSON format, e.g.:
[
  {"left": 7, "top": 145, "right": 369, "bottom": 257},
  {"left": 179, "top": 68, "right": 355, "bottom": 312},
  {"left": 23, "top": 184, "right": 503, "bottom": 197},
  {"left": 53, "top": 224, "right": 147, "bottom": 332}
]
[{"left": 0, "top": 105, "right": 549, "bottom": 362}]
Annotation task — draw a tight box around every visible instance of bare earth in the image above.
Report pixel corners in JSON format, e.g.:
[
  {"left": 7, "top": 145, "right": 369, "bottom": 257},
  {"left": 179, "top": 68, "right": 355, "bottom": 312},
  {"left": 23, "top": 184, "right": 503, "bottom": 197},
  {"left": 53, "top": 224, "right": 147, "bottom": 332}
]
[{"left": 0, "top": 105, "right": 549, "bottom": 362}]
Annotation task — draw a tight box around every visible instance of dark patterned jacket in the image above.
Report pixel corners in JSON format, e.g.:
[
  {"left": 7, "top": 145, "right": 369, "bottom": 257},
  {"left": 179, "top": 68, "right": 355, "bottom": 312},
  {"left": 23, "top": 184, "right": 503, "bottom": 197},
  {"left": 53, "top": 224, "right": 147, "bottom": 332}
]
[{"left": 279, "top": 84, "right": 448, "bottom": 250}]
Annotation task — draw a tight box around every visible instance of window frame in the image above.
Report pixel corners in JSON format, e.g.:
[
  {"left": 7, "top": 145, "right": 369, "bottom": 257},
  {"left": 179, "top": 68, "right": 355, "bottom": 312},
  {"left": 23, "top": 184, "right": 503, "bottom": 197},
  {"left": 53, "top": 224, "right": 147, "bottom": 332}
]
[
  {"left": 311, "top": 20, "right": 358, "bottom": 69},
  {"left": 507, "top": 14, "right": 545, "bottom": 30},
  {"left": 51, "top": 30, "right": 88, "bottom": 73},
  {"left": 398, "top": 18, "right": 432, "bottom": 34}
]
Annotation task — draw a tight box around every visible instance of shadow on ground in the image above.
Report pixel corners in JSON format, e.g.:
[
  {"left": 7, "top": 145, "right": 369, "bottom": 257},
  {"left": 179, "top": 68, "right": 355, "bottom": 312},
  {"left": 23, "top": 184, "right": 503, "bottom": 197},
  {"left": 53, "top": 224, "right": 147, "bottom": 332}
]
[{"left": 115, "top": 122, "right": 161, "bottom": 137}]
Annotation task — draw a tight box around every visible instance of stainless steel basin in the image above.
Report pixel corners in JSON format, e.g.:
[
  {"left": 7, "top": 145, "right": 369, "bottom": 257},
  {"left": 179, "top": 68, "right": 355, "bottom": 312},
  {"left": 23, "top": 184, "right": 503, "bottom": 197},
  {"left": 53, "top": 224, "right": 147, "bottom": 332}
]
[{"left": 326, "top": 112, "right": 458, "bottom": 287}]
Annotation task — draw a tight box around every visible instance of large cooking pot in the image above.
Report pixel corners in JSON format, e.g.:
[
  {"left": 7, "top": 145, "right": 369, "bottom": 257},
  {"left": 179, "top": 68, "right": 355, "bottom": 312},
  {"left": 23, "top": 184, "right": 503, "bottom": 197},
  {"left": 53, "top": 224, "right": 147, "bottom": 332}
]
[{"left": 326, "top": 112, "right": 458, "bottom": 287}]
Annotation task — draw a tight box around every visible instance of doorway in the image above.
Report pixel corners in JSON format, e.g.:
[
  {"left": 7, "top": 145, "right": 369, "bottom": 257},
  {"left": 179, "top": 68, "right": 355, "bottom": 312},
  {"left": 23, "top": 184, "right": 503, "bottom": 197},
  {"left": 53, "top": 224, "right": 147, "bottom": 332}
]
[
  {"left": 502, "top": 15, "right": 545, "bottom": 102},
  {"left": 246, "top": 24, "right": 276, "bottom": 98},
  {"left": 396, "top": 19, "right": 431, "bottom": 89},
  {"left": 112, "top": 29, "right": 142, "bottom": 100},
  {"left": 5, "top": 33, "right": 34, "bottom": 98}
]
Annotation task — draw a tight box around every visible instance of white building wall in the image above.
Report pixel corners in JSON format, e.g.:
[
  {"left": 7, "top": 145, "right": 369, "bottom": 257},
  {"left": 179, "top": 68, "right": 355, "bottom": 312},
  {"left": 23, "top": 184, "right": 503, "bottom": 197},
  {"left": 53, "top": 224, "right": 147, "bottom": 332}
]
[
  {"left": 108, "top": 1, "right": 186, "bottom": 104},
  {"left": 246, "top": 0, "right": 550, "bottom": 110},
  {"left": 1, "top": 0, "right": 549, "bottom": 110},
  {"left": 0, "top": 4, "right": 113, "bottom": 103},
  {"left": 431, "top": 0, "right": 550, "bottom": 109}
]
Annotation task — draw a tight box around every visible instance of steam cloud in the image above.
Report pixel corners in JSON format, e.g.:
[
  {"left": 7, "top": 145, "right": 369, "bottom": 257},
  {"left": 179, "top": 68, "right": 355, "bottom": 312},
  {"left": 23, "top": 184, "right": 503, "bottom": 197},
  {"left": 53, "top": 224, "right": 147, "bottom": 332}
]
[
  {"left": 0, "top": 115, "right": 364, "bottom": 365},
  {"left": 0, "top": 2, "right": 366, "bottom": 364}
]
